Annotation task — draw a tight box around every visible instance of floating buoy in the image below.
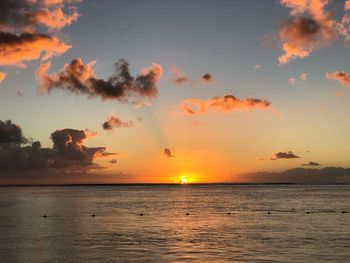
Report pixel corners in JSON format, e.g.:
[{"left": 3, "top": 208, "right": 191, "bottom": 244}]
[
  {"left": 140, "top": 213, "right": 143, "bottom": 216},
  {"left": 186, "top": 212, "right": 189, "bottom": 216},
  {"left": 267, "top": 212, "right": 271, "bottom": 215},
  {"left": 92, "top": 214, "right": 96, "bottom": 217},
  {"left": 227, "top": 212, "right": 231, "bottom": 215},
  {"left": 43, "top": 215, "right": 47, "bottom": 218}
]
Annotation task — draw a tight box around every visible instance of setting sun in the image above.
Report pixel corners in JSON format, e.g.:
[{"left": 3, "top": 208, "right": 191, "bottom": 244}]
[
  {"left": 175, "top": 172, "right": 200, "bottom": 184},
  {"left": 180, "top": 177, "right": 188, "bottom": 184}
]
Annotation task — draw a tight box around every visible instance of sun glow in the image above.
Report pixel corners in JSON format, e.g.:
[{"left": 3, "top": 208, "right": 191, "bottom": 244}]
[
  {"left": 175, "top": 172, "right": 199, "bottom": 184},
  {"left": 180, "top": 177, "right": 188, "bottom": 184}
]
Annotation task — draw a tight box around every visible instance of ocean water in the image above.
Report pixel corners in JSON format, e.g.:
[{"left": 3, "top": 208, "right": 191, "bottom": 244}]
[{"left": 0, "top": 185, "right": 350, "bottom": 262}]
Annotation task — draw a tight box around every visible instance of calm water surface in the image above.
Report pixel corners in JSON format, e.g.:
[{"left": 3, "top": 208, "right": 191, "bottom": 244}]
[{"left": 0, "top": 185, "right": 350, "bottom": 262}]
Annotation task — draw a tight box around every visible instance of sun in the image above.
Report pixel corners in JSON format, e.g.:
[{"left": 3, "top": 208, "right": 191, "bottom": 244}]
[
  {"left": 180, "top": 177, "right": 188, "bottom": 184},
  {"left": 175, "top": 172, "right": 199, "bottom": 184}
]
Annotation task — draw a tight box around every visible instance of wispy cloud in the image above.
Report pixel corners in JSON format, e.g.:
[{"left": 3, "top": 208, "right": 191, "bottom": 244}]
[
  {"left": 325, "top": 71, "right": 350, "bottom": 88},
  {"left": 0, "top": 71, "right": 6, "bottom": 83},
  {"left": 238, "top": 167, "right": 350, "bottom": 184},
  {"left": 302, "top": 161, "right": 321, "bottom": 166},
  {"left": 178, "top": 94, "right": 271, "bottom": 115},
  {"left": 169, "top": 65, "right": 192, "bottom": 85}
]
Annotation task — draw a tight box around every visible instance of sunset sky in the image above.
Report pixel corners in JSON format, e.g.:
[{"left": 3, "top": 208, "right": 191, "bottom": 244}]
[{"left": 1, "top": 0, "right": 350, "bottom": 184}]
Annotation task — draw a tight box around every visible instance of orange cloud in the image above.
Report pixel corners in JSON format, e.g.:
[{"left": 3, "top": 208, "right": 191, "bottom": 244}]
[
  {"left": 42, "top": 0, "right": 82, "bottom": 7},
  {"left": 0, "top": 33, "right": 71, "bottom": 67},
  {"left": 325, "top": 71, "right": 350, "bottom": 88},
  {"left": 178, "top": 94, "right": 271, "bottom": 115},
  {"left": 278, "top": 0, "right": 336, "bottom": 64},
  {"left": 278, "top": 17, "right": 335, "bottom": 64},
  {"left": 33, "top": 7, "right": 79, "bottom": 30},
  {"left": 0, "top": 72, "right": 6, "bottom": 82},
  {"left": 0, "top": 0, "right": 79, "bottom": 72},
  {"left": 280, "top": 0, "right": 329, "bottom": 23}
]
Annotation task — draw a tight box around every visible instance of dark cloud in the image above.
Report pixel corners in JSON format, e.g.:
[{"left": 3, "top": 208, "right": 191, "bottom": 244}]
[
  {"left": 201, "top": 73, "right": 212, "bottom": 82},
  {"left": 164, "top": 148, "right": 177, "bottom": 158},
  {"left": 0, "top": 0, "right": 32, "bottom": 31},
  {"left": 238, "top": 167, "right": 350, "bottom": 184},
  {"left": 271, "top": 151, "right": 300, "bottom": 160},
  {"left": 0, "top": 120, "right": 114, "bottom": 171},
  {"left": 102, "top": 115, "right": 133, "bottom": 131},
  {"left": 36, "top": 58, "right": 163, "bottom": 102},
  {"left": 0, "top": 120, "right": 27, "bottom": 144},
  {"left": 302, "top": 161, "right": 321, "bottom": 166}
]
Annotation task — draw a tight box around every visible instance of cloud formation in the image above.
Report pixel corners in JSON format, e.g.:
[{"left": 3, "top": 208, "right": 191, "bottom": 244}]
[
  {"left": 0, "top": 0, "right": 79, "bottom": 68},
  {"left": 271, "top": 151, "right": 300, "bottom": 160},
  {"left": 278, "top": 16, "right": 334, "bottom": 64},
  {"left": 336, "top": 0, "right": 350, "bottom": 42},
  {"left": 102, "top": 114, "right": 133, "bottom": 131},
  {"left": 36, "top": 58, "right": 163, "bottom": 102},
  {"left": 163, "top": 148, "right": 177, "bottom": 158},
  {"left": 0, "top": 0, "right": 80, "bottom": 32},
  {"left": 0, "top": 120, "right": 114, "bottom": 171},
  {"left": 178, "top": 94, "right": 271, "bottom": 115},
  {"left": 0, "top": 120, "right": 27, "bottom": 144},
  {"left": 289, "top": 72, "right": 307, "bottom": 85},
  {"left": 0, "top": 71, "right": 5, "bottom": 82},
  {"left": 169, "top": 65, "right": 192, "bottom": 85},
  {"left": 278, "top": 0, "right": 336, "bottom": 64},
  {"left": 239, "top": 167, "right": 350, "bottom": 184},
  {"left": 0, "top": 32, "right": 71, "bottom": 67},
  {"left": 289, "top": 77, "right": 296, "bottom": 85},
  {"left": 32, "top": 6, "right": 79, "bottom": 30},
  {"left": 201, "top": 73, "right": 212, "bottom": 82},
  {"left": 302, "top": 161, "right": 321, "bottom": 166},
  {"left": 325, "top": 71, "right": 350, "bottom": 88},
  {"left": 300, "top": 72, "right": 307, "bottom": 80}
]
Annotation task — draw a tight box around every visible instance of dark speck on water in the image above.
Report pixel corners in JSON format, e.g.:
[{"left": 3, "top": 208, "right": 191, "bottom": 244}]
[{"left": 1, "top": 184, "right": 350, "bottom": 262}]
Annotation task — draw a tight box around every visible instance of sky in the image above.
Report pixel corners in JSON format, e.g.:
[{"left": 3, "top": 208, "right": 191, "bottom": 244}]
[{"left": 1, "top": 0, "right": 350, "bottom": 184}]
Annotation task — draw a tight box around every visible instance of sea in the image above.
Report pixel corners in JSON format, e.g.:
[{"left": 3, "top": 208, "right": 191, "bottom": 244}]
[{"left": 0, "top": 184, "right": 349, "bottom": 262}]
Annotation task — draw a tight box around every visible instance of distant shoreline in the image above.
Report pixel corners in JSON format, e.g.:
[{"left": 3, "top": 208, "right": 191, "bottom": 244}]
[{"left": 0, "top": 183, "right": 349, "bottom": 187}]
